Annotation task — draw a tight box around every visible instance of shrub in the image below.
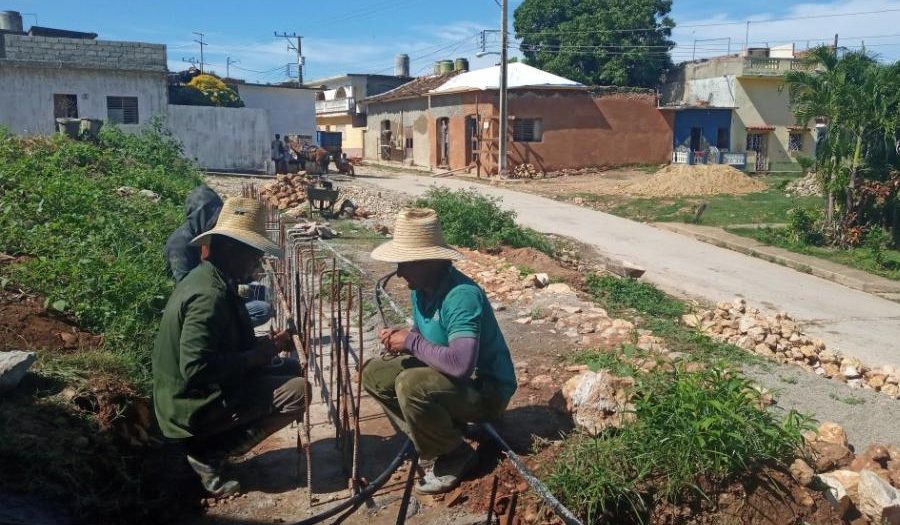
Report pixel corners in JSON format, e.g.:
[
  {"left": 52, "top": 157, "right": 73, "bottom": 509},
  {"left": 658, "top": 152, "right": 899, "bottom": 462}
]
[
  {"left": 547, "top": 368, "right": 810, "bottom": 522},
  {"left": 862, "top": 227, "right": 890, "bottom": 267},
  {"left": 171, "top": 74, "right": 244, "bottom": 107},
  {"left": 0, "top": 123, "right": 202, "bottom": 387},
  {"left": 415, "top": 187, "right": 554, "bottom": 254},
  {"left": 786, "top": 207, "right": 824, "bottom": 245}
]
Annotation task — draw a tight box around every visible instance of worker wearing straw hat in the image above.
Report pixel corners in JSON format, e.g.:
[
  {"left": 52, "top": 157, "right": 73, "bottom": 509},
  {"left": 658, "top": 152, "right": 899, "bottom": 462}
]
[
  {"left": 152, "top": 197, "right": 306, "bottom": 497},
  {"left": 363, "top": 208, "right": 517, "bottom": 495}
]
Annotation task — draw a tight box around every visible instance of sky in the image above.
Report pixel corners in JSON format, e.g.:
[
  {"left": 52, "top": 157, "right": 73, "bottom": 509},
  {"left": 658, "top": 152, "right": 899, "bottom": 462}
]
[{"left": 5, "top": 0, "right": 900, "bottom": 84}]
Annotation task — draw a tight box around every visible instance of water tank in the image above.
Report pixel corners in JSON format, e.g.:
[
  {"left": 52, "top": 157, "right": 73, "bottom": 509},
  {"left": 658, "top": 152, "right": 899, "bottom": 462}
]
[
  {"left": 454, "top": 58, "right": 469, "bottom": 72},
  {"left": 438, "top": 60, "right": 454, "bottom": 74},
  {"left": 433, "top": 61, "right": 442, "bottom": 75},
  {"left": 394, "top": 54, "right": 410, "bottom": 77},
  {"left": 0, "top": 11, "right": 24, "bottom": 32}
]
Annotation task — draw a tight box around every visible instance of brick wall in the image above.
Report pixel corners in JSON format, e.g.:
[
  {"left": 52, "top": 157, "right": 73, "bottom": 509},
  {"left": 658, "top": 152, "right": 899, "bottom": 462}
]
[{"left": 0, "top": 33, "right": 165, "bottom": 72}]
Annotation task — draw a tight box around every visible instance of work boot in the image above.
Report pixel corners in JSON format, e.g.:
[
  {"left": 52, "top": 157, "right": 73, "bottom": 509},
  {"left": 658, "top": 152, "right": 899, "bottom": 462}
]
[
  {"left": 186, "top": 455, "right": 241, "bottom": 498},
  {"left": 414, "top": 443, "right": 478, "bottom": 495}
]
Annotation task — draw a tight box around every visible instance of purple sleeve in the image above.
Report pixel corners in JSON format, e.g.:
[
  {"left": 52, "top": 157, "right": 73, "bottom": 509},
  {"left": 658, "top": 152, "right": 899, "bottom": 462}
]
[{"left": 404, "top": 331, "right": 478, "bottom": 379}]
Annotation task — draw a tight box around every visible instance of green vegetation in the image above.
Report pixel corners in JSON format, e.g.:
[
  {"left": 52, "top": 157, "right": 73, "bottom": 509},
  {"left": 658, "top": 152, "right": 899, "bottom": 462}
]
[
  {"left": 416, "top": 187, "right": 555, "bottom": 255},
  {"left": 548, "top": 368, "right": 810, "bottom": 522},
  {"left": 584, "top": 274, "right": 752, "bottom": 366},
  {"left": 783, "top": 47, "right": 899, "bottom": 246},
  {"left": 729, "top": 226, "right": 900, "bottom": 281},
  {"left": 514, "top": 0, "right": 674, "bottom": 88},
  {"left": 569, "top": 175, "right": 823, "bottom": 227},
  {"left": 829, "top": 392, "right": 866, "bottom": 406},
  {"left": 0, "top": 122, "right": 202, "bottom": 388},
  {"left": 0, "top": 123, "right": 204, "bottom": 524}
]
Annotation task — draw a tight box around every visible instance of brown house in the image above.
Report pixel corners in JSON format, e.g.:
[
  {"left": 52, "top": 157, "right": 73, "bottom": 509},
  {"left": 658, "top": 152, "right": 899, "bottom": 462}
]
[{"left": 361, "top": 63, "right": 673, "bottom": 174}]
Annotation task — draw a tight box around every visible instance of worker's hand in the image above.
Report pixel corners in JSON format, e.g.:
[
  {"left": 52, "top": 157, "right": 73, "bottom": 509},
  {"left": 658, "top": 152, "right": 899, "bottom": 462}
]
[
  {"left": 270, "top": 328, "right": 292, "bottom": 353},
  {"left": 379, "top": 327, "right": 409, "bottom": 354}
]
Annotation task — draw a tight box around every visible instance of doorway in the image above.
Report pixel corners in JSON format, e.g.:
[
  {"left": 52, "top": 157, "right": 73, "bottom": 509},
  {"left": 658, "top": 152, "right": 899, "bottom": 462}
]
[
  {"left": 437, "top": 117, "right": 450, "bottom": 167},
  {"left": 746, "top": 132, "right": 768, "bottom": 171},
  {"left": 466, "top": 115, "right": 481, "bottom": 165},
  {"left": 689, "top": 127, "right": 702, "bottom": 151}
]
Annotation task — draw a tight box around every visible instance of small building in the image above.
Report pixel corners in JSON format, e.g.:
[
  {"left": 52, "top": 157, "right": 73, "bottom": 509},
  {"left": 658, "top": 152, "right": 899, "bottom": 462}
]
[
  {"left": 305, "top": 59, "right": 412, "bottom": 157},
  {"left": 231, "top": 81, "right": 318, "bottom": 141},
  {"left": 0, "top": 16, "right": 167, "bottom": 134},
  {"left": 661, "top": 45, "right": 817, "bottom": 172},
  {"left": 361, "top": 62, "right": 673, "bottom": 174}
]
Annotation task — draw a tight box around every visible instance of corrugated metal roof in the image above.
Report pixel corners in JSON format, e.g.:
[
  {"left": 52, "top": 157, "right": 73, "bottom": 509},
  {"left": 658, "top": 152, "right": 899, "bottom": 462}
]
[{"left": 429, "top": 62, "right": 583, "bottom": 94}]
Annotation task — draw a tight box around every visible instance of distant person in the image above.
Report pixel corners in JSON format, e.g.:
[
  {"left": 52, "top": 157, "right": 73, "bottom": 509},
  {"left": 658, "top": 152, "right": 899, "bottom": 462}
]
[
  {"left": 362, "top": 208, "right": 517, "bottom": 495},
  {"left": 165, "top": 185, "right": 272, "bottom": 327},
  {"left": 271, "top": 134, "right": 286, "bottom": 174},
  {"left": 153, "top": 197, "right": 305, "bottom": 497}
]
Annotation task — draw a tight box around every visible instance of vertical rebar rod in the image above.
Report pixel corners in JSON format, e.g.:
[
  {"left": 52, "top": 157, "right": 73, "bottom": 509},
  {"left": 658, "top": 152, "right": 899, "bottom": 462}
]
[
  {"left": 352, "top": 285, "right": 363, "bottom": 491},
  {"left": 505, "top": 493, "right": 518, "bottom": 525},
  {"left": 485, "top": 475, "right": 500, "bottom": 524}
]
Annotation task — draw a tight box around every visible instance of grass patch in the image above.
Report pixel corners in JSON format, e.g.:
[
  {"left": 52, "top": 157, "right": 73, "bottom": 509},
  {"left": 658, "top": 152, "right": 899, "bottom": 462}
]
[
  {"left": 583, "top": 274, "right": 753, "bottom": 366},
  {"left": 573, "top": 176, "right": 823, "bottom": 227},
  {"left": 729, "top": 226, "right": 900, "bottom": 281},
  {"left": 0, "top": 122, "right": 202, "bottom": 390},
  {"left": 547, "top": 367, "right": 811, "bottom": 522},
  {"left": 829, "top": 392, "right": 866, "bottom": 405},
  {"left": 416, "top": 187, "right": 555, "bottom": 255}
]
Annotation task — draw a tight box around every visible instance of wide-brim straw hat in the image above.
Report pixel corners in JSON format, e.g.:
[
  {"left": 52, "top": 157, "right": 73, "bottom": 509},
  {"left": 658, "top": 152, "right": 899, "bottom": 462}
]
[
  {"left": 371, "top": 208, "right": 462, "bottom": 263},
  {"left": 191, "top": 197, "right": 283, "bottom": 257}
]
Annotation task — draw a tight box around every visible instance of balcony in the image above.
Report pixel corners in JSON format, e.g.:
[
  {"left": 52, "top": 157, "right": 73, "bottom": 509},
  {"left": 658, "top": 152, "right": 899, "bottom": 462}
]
[
  {"left": 741, "top": 57, "right": 814, "bottom": 77},
  {"left": 315, "top": 97, "right": 355, "bottom": 115}
]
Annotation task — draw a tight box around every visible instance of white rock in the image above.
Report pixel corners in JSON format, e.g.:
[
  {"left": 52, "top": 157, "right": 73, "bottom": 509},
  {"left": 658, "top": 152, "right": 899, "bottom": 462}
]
[
  {"left": 0, "top": 351, "right": 36, "bottom": 393},
  {"left": 544, "top": 283, "right": 574, "bottom": 295},
  {"left": 533, "top": 273, "right": 550, "bottom": 288},
  {"left": 553, "top": 370, "right": 634, "bottom": 434},
  {"left": 817, "top": 472, "right": 853, "bottom": 516},
  {"left": 857, "top": 470, "right": 900, "bottom": 524}
]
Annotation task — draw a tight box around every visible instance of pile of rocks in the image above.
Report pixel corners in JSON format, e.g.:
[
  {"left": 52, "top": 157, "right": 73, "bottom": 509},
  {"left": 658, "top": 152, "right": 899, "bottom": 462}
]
[
  {"left": 510, "top": 163, "right": 544, "bottom": 179},
  {"left": 337, "top": 183, "right": 411, "bottom": 227},
  {"left": 684, "top": 298, "right": 900, "bottom": 398},
  {"left": 259, "top": 173, "right": 309, "bottom": 210},
  {"left": 791, "top": 422, "right": 900, "bottom": 523},
  {"left": 287, "top": 221, "right": 338, "bottom": 240},
  {"left": 787, "top": 172, "right": 823, "bottom": 197}
]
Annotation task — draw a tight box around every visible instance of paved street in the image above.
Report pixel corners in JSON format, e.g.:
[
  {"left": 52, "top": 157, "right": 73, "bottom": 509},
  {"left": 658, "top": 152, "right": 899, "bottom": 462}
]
[{"left": 358, "top": 170, "right": 900, "bottom": 369}]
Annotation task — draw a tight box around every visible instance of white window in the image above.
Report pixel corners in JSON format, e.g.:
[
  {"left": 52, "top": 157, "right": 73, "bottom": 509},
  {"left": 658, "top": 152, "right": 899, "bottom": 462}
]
[
  {"left": 512, "top": 118, "right": 543, "bottom": 142},
  {"left": 788, "top": 132, "right": 803, "bottom": 153},
  {"left": 107, "top": 96, "right": 139, "bottom": 124}
]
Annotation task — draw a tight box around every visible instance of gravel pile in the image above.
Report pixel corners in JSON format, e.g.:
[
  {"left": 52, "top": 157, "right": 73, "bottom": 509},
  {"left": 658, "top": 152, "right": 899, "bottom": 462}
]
[
  {"left": 626, "top": 164, "right": 767, "bottom": 197},
  {"left": 336, "top": 183, "right": 412, "bottom": 228},
  {"left": 787, "top": 172, "right": 824, "bottom": 197}
]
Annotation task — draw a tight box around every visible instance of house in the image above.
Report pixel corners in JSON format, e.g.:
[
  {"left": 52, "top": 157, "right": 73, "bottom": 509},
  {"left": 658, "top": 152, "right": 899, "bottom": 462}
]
[
  {"left": 361, "top": 62, "right": 673, "bottom": 174},
  {"left": 0, "top": 15, "right": 167, "bottom": 134},
  {"left": 304, "top": 58, "right": 412, "bottom": 157},
  {"left": 661, "top": 45, "right": 817, "bottom": 172}
]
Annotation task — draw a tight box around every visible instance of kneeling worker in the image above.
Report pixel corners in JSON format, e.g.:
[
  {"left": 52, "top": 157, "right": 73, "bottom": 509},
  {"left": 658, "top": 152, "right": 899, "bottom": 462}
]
[
  {"left": 152, "top": 197, "right": 306, "bottom": 497},
  {"left": 363, "top": 208, "right": 517, "bottom": 494}
]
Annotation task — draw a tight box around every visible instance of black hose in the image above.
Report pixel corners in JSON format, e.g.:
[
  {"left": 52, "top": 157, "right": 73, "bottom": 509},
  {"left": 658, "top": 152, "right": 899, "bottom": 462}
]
[
  {"left": 290, "top": 439, "right": 414, "bottom": 525},
  {"left": 482, "top": 423, "right": 584, "bottom": 525}
]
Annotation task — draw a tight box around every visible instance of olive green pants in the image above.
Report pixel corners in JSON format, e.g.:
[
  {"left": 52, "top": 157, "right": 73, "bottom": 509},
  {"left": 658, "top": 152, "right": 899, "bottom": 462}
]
[{"left": 362, "top": 355, "right": 506, "bottom": 460}]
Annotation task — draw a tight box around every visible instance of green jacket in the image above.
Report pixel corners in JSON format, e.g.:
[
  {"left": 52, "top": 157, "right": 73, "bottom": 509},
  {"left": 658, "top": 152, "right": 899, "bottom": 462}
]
[{"left": 152, "top": 261, "right": 255, "bottom": 439}]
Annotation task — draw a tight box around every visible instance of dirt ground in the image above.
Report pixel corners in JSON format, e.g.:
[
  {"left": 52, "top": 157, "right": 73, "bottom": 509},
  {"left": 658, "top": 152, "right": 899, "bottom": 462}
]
[{"left": 0, "top": 286, "right": 101, "bottom": 352}]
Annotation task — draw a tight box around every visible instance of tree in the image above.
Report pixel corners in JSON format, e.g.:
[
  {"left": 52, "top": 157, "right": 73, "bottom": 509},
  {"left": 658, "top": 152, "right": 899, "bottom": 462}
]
[
  {"left": 784, "top": 47, "right": 900, "bottom": 246},
  {"left": 513, "top": 0, "right": 675, "bottom": 88}
]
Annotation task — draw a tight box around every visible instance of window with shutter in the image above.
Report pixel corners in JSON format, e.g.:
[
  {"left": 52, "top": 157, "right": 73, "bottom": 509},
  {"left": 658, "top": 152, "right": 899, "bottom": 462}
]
[
  {"left": 106, "top": 96, "right": 139, "bottom": 124},
  {"left": 512, "top": 118, "right": 543, "bottom": 142}
]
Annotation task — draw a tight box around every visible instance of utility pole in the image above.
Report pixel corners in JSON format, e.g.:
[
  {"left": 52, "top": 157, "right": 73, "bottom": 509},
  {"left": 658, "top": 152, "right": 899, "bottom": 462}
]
[
  {"left": 498, "top": 0, "right": 509, "bottom": 178},
  {"left": 833, "top": 33, "right": 839, "bottom": 57},
  {"left": 275, "top": 32, "right": 304, "bottom": 84},
  {"left": 226, "top": 57, "right": 239, "bottom": 78},
  {"left": 193, "top": 31, "right": 207, "bottom": 73},
  {"left": 744, "top": 21, "right": 750, "bottom": 52}
]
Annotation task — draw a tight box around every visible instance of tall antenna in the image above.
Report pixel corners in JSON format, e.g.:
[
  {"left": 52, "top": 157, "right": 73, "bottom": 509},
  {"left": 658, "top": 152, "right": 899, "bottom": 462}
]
[{"left": 275, "top": 31, "right": 304, "bottom": 83}]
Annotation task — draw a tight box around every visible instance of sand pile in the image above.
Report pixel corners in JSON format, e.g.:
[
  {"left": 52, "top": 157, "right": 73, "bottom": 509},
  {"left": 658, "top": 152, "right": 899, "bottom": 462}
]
[{"left": 626, "top": 164, "right": 767, "bottom": 197}]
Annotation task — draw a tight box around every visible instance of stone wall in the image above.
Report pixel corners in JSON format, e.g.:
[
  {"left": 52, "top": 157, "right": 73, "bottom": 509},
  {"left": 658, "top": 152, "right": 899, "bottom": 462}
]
[{"left": 0, "top": 33, "right": 166, "bottom": 72}]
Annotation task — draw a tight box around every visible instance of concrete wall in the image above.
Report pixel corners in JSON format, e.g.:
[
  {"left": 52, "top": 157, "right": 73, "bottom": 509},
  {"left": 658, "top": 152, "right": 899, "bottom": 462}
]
[
  {"left": 0, "top": 33, "right": 166, "bottom": 72},
  {"left": 672, "top": 109, "right": 733, "bottom": 149},
  {"left": 364, "top": 98, "right": 431, "bottom": 166},
  {"left": 0, "top": 64, "right": 167, "bottom": 134},
  {"left": 166, "top": 105, "right": 270, "bottom": 171},
  {"left": 732, "top": 77, "right": 815, "bottom": 171},
  {"left": 236, "top": 84, "right": 317, "bottom": 140}
]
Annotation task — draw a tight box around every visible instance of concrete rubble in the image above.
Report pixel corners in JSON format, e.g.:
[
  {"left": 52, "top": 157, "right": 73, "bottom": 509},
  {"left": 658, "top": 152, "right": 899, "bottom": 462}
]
[
  {"left": 335, "top": 184, "right": 410, "bottom": 229},
  {"left": 0, "top": 350, "right": 36, "bottom": 393},
  {"left": 287, "top": 221, "right": 338, "bottom": 240},
  {"left": 552, "top": 369, "right": 635, "bottom": 434},
  {"left": 804, "top": 421, "right": 900, "bottom": 521},
  {"left": 786, "top": 171, "right": 824, "bottom": 197},
  {"left": 259, "top": 173, "right": 309, "bottom": 210},
  {"left": 684, "top": 297, "right": 900, "bottom": 398}
]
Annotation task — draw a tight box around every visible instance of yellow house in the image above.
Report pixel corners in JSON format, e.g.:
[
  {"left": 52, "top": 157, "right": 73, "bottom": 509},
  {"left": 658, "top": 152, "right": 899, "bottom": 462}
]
[
  {"left": 305, "top": 65, "right": 412, "bottom": 158},
  {"left": 662, "top": 45, "right": 818, "bottom": 172}
]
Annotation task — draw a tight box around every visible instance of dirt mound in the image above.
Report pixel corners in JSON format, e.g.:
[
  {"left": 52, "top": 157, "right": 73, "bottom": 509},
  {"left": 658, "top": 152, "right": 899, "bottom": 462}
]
[
  {"left": 0, "top": 288, "right": 101, "bottom": 352},
  {"left": 626, "top": 164, "right": 767, "bottom": 197},
  {"left": 497, "top": 247, "right": 583, "bottom": 287}
]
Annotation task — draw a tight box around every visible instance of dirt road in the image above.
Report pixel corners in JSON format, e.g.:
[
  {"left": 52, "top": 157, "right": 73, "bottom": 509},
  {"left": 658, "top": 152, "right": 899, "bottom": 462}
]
[{"left": 355, "top": 168, "right": 900, "bottom": 370}]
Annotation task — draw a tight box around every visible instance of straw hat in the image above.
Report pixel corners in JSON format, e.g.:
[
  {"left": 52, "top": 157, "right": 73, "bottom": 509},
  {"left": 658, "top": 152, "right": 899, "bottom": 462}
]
[
  {"left": 371, "top": 208, "right": 462, "bottom": 263},
  {"left": 191, "top": 197, "right": 282, "bottom": 257}
]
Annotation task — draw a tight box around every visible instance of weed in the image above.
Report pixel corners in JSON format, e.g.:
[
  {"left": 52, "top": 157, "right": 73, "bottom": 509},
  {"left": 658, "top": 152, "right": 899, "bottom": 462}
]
[
  {"left": 585, "top": 274, "right": 683, "bottom": 319},
  {"left": 516, "top": 264, "right": 536, "bottom": 277},
  {"left": 548, "top": 367, "right": 812, "bottom": 522},
  {"left": 530, "top": 307, "right": 546, "bottom": 320},
  {"left": 829, "top": 392, "right": 866, "bottom": 405},
  {"left": 415, "top": 187, "right": 555, "bottom": 255},
  {"left": 778, "top": 374, "right": 799, "bottom": 385}
]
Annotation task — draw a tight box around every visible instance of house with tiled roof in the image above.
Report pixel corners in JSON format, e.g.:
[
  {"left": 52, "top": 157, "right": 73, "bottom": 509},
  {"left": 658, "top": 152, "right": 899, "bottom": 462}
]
[{"left": 361, "top": 62, "right": 673, "bottom": 174}]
